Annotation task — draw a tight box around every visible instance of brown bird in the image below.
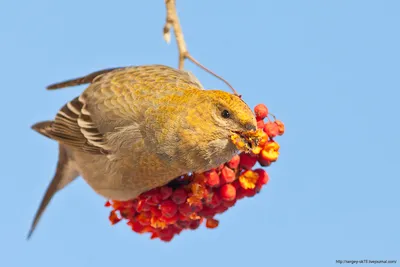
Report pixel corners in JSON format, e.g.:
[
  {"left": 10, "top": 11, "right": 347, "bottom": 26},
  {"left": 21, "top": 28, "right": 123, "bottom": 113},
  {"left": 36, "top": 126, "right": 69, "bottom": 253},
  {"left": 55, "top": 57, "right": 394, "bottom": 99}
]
[{"left": 28, "top": 65, "right": 258, "bottom": 239}]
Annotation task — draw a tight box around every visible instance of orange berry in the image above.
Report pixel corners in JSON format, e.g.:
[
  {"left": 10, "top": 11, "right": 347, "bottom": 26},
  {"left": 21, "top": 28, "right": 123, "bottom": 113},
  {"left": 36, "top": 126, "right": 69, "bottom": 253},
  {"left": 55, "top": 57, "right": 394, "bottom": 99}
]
[
  {"left": 227, "top": 154, "right": 240, "bottom": 169},
  {"left": 171, "top": 188, "right": 188, "bottom": 205},
  {"left": 206, "top": 218, "right": 219, "bottom": 229},
  {"left": 239, "top": 153, "right": 258, "bottom": 170},
  {"left": 105, "top": 201, "right": 111, "bottom": 207},
  {"left": 205, "top": 170, "right": 220, "bottom": 187},
  {"left": 220, "top": 166, "right": 236, "bottom": 184},
  {"left": 261, "top": 147, "right": 279, "bottom": 162},
  {"left": 254, "top": 104, "right": 269, "bottom": 120},
  {"left": 160, "top": 200, "right": 178, "bottom": 218},
  {"left": 239, "top": 170, "right": 259, "bottom": 190},
  {"left": 219, "top": 184, "right": 236, "bottom": 201}
]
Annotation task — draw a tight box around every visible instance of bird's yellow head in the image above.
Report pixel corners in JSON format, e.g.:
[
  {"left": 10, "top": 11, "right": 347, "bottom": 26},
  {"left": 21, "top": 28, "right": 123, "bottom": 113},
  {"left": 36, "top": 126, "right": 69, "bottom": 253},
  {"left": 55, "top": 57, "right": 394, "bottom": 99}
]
[{"left": 184, "top": 90, "right": 259, "bottom": 156}]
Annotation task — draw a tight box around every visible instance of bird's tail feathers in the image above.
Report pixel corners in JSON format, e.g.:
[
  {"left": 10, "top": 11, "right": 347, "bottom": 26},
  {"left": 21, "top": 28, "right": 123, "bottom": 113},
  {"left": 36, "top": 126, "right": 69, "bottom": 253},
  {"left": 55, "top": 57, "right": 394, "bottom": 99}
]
[{"left": 27, "top": 144, "right": 79, "bottom": 240}]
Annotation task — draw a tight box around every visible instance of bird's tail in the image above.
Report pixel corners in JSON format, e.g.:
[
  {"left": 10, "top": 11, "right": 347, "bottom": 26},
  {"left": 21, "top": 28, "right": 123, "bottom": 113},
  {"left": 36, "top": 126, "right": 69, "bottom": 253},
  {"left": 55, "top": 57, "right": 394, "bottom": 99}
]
[{"left": 27, "top": 126, "right": 79, "bottom": 239}]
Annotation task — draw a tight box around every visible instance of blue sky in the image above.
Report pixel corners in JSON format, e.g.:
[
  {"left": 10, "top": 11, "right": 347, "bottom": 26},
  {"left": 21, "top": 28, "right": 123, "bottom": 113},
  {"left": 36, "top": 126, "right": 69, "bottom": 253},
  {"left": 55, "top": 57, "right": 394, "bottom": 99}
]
[{"left": 1, "top": 0, "right": 399, "bottom": 266}]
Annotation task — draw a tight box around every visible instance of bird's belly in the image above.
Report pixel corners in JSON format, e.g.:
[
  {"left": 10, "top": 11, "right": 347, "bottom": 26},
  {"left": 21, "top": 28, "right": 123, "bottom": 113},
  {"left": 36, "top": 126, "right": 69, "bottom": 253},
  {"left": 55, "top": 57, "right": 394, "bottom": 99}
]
[{"left": 72, "top": 150, "right": 188, "bottom": 201}]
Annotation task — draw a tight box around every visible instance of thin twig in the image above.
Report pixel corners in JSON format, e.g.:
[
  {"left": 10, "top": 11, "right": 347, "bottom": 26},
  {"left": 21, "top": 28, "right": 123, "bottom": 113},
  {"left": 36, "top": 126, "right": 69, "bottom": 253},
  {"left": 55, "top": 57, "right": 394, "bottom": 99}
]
[{"left": 164, "top": 0, "right": 239, "bottom": 95}]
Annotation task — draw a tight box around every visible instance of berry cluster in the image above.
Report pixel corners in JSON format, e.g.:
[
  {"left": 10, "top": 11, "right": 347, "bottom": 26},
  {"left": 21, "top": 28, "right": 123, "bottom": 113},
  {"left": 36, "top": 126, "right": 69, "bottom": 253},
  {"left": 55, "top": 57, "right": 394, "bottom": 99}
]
[{"left": 106, "top": 103, "right": 284, "bottom": 242}]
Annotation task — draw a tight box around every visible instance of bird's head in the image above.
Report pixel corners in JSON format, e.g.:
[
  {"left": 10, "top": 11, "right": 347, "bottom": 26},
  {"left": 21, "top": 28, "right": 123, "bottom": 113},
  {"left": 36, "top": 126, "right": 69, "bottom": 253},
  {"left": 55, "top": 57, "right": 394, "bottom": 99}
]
[{"left": 185, "top": 90, "right": 260, "bottom": 154}]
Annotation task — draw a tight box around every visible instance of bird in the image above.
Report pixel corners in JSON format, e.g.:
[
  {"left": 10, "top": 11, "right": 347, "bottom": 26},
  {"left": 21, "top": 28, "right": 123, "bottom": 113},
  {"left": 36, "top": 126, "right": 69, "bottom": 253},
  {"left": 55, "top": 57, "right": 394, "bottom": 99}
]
[{"left": 28, "top": 64, "right": 258, "bottom": 239}]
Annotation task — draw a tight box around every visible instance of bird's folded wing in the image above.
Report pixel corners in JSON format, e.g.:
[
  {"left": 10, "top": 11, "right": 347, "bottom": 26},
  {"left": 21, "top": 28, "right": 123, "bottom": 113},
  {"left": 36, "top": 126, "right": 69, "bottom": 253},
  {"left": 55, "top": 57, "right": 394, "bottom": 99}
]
[{"left": 32, "top": 97, "right": 110, "bottom": 154}]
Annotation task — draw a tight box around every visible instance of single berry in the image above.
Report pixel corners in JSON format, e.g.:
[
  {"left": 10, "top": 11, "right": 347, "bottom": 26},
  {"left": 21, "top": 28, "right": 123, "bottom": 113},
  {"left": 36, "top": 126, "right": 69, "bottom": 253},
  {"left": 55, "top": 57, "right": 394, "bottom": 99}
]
[
  {"left": 205, "top": 170, "right": 220, "bottom": 187},
  {"left": 239, "top": 153, "right": 258, "bottom": 170},
  {"left": 264, "top": 122, "right": 279, "bottom": 138},
  {"left": 206, "top": 218, "right": 219, "bottom": 229},
  {"left": 160, "top": 200, "right": 178, "bottom": 218},
  {"left": 160, "top": 186, "right": 173, "bottom": 200},
  {"left": 220, "top": 166, "right": 236, "bottom": 184},
  {"left": 275, "top": 120, "right": 285, "bottom": 135},
  {"left": 227, "top": 154, "right": 240, "bottom": 169},
  {"left": 171, "top": 188, "right": 188, "bottom": 205},
  {"left": 219, "top": 184, "right": 236, "bottom": 201},
  {"left": 255, "top": 168, "right": 269, "bottom": 185},
  {"left": 254, "top": 104, "right": 269, "bottom": 120}
]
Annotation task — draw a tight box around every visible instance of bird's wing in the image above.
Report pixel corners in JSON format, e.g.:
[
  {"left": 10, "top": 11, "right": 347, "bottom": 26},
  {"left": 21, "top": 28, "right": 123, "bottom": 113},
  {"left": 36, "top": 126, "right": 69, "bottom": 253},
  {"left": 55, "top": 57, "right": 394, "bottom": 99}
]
[
  {"left": 34, "top": 65, "right": 203, "bottom": 154},
  {"left": 81, "top": 65, "right": 204, "bottom": 130},
  {"left": 45, "top": 64, "right": 203, "bottom": 90},
  {"left": 32, "top": 96, "right": 111, "bottom": 154}
]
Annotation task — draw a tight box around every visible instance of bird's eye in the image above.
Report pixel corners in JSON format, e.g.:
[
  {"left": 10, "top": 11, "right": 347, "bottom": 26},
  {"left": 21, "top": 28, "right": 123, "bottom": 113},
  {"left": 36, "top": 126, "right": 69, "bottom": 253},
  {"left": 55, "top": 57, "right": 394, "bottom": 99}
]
[{"left": 221, "top": 110, "right": 231, "bottom": 118}]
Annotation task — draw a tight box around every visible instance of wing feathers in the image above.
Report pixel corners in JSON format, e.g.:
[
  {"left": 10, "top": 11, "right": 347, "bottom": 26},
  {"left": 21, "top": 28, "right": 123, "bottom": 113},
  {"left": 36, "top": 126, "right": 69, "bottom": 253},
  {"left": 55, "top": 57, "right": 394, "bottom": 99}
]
[{"left": 32, "top": 97, "right": 110, "bottom": 154}]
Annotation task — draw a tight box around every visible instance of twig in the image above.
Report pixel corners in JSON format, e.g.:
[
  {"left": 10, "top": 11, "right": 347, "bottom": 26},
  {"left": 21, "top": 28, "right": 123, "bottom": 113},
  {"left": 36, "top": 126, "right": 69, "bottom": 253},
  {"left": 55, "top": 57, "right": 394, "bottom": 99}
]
[{"left": 163, "top": 0, "right": 239, "bottom": 95}]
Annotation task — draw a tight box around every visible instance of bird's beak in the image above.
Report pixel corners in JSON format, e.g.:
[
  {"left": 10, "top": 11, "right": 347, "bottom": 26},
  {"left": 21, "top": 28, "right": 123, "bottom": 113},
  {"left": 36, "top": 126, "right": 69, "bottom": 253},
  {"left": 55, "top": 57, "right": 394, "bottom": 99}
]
[{"left": 230, "top": 129, "right": 263, "bottom": 153}]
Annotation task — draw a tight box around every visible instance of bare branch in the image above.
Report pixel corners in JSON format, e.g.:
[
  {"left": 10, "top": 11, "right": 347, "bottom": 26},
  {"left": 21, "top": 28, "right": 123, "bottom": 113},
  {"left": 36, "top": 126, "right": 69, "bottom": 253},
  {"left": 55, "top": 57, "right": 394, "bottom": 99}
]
[{"left": 164, "top": 0, "right": 239, "bottom": 95}]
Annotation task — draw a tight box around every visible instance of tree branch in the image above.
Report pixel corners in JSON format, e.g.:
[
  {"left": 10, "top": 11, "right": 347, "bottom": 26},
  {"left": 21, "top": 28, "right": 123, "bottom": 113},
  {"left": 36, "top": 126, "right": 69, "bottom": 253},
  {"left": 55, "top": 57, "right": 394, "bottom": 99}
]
[{"left": 163, "top": 0, "right": 238, "bottom": 95}]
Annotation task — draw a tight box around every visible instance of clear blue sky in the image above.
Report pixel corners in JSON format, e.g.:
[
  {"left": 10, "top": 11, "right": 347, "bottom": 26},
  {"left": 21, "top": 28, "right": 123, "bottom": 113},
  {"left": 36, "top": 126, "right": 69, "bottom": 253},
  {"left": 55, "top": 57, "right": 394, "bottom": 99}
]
[{"left": 1, "top": 0, "right": 399, "bottom": 266}]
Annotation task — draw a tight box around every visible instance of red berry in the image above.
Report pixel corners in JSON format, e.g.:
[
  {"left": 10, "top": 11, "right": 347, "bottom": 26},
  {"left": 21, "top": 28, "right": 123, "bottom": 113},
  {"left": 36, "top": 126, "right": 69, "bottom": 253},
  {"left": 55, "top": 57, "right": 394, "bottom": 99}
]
[
  {"left": 220, "top": 166, "right": 236, "bottom": 184},
  {"left": 206, "top": 218, "right": 219, "bottom": 229},
  {"left": 160, "top": 214, "right": 178, "bottom": 224},
  {"left": 130, "top": 221, "right": 145, "bottom": 233},
  {"left": 254, "top": 104, "right": 269, "bottom": 120},
  {"left": 136, "top": 199, "right": 150, "bottom": 212},
  {"left": 109, "top": 210, "right": 121, "bottom": 225},
  {"left": 219, "top": 184, "right": 236, "bottom": 201},
  {"left": 189, "top": 219, "right": 202, "bottom": 230},
  {"left": 199, "top": 206, "right": 217, "bottom": 218},
  {"left": 214, "top": 204, "right": 229, "bottom": 214},
  {"left": 257, "top": 119, "right": 265, "bottom": 129},
  {"left": 137, "top": 211, "right": 152, "bottom": 226},
  {"left": 236, "top": 188, "right": 246, "bottom": 200},
  {"left": 264, "top": 122, "right": 279, "bottom": 138},
  {"left": 243, "top": 188, "right": 257, "bottom": 197},
  {"left": 227, "top": 154, "right": 240, "bottom": 169},
  {"left": 171, "top": 188, "right": 188, "bottom": 205},
  {"left": 146, "top": 193, "right": 162, "bottom": 205},
  {"left": 239, "top": 153, "right": 257, "bottom": 170},
  {"left": 275, "top": 120, "right": 285, "bottom": 135},
  {"left": 223, "top": 199, "right": 237, "bottom": 208},
  {"left": 178, "top": 202, "right": 200, "bottom": 216},
  {"left": 258, "top": 157, "right": 271, "bottom": 167},
  {"left": 150, "top": 206, "right": 162, "bottom": 217},
  {"left": 205, "top": 170, "right": 220, "bottom": 187},
  {"left": 160, "top": 186, "right": 173, "bottom": 200},
  {"left": 208, "top": 192, "right": 222, "bottom": 208},
  {"left": 255, "top": 168, "right": 269, "bottom": 185},
  {"left": 159, "top": 228, "right": 174, "bottom": 242},
  {"left": 160, "top": 200, "right": 178, "bottom": 218}
]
